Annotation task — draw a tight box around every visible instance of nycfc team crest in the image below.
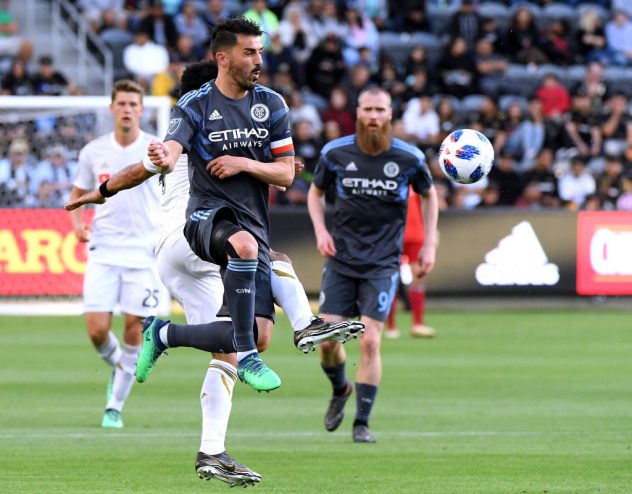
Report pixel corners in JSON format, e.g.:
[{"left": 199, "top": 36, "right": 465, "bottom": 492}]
[
  {"left": 168, "top": 118, "right": 182, "bottom": 134},
  {"left": 250, "top": 104, "right": 269, "bottom": 122},
  {"left": 383, "top": 161, "right": 399, "bottom": 178}
]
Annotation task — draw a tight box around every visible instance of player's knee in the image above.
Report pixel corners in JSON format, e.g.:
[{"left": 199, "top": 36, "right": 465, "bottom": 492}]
[
  {"left": 87, "top": 325, "right": 110, "bottom": 346},
  {"left": 359, "top": 332, "right": 381, "bottom": 356},
  {"left": 227, "top": 231, "right": 258, "bottom": 259},
  {"left": 270, "top": 250, "right": 291, "bottom": 263},
  {"left": 320, "top": 339, "right": 339, "bottom": 354}
]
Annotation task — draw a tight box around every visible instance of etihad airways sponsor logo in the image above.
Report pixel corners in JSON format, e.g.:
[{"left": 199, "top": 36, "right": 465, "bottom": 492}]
[
  {"left": 342, "top": 177, "right": 399, "bottom": 197},
  {"left": 475, "top": 221, "right": 560, "bottom": 286},
  {"left": 208, "top": 128, "right": 269, "bottom": 142}
]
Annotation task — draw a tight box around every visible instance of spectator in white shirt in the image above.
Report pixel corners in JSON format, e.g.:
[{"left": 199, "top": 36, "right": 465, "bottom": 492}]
[
  {"left": 401, "top": 95, "right": 440, "bottom": 147},
  {"left": 558, "top": 156, "right": 597, "bottom": 209},
  {"left": 123, "top": 28, "right": 169, "bottom": 82}
]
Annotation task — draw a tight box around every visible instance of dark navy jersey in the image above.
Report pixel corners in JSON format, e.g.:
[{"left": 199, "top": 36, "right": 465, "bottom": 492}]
[
  {"left": 165, "top": 79, "right": 294, "bottom": 250},
  {"left": 313, "top": 135, "right": 433, "bottom": 279}
]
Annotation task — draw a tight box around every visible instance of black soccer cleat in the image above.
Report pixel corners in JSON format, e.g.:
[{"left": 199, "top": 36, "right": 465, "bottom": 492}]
[
  {"left": 195, "top": 451, "right": 262, "bottom": 488},
  {"left": 294, "top": 318, "right": 365, "bottom": 354},
  {"left": 352, "top": 424, "right": 376, "bottom": 444},
  {"left": 324, "top": 380, "right": 353, "bottom": 432}
]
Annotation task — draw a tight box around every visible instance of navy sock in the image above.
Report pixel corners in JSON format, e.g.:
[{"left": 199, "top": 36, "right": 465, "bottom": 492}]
[
  {"left": 354, "top": 383, "right": 378, "bottom": 425},
  {"left": 167, "top": 320, "right": 236, "bottom": 353},
  {"left": 224, "top": 259, "right": 258, "bottom": 352},
  {"left": 321, "top": 363, "right": 347, "bottom": 395}
]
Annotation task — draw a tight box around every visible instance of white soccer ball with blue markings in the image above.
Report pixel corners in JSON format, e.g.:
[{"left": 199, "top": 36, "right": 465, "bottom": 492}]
[{"left": 438, "top": 129, "right": 494, "bottom": 184}]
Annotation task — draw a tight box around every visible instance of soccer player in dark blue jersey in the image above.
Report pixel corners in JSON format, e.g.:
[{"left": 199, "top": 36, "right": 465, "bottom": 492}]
[
  {"left": 307, "top": 86, "right": 440, "bottom": 443},
  {"left": 135, "top": 17, "right": 295, "bottom": 393}
]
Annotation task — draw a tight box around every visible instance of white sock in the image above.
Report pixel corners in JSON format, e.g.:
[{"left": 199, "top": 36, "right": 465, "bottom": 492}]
[
  {"left": 96, "top": 331, "right": 122, "bottom": 368},
  {"left": 271, "top": 260, "right": 313, "bottom": 331},
  {"left": 106, "top": 343, "right": 140, "bottom": 412},
  {"left": 159, "top": 324, "right": 170, "bottom": 347},
  {"left": 200, "top": 359, "right": 237, "bottom": 455},
  {"left": 236, "top": 349, "right": 257, "bottom": 362}
]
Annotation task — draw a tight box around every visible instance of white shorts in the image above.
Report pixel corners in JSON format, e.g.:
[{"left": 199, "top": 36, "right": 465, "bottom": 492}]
[
  {"left": 156, "top": 230, "right": 224, "bottom": 324},
  {"left": 83, "top": 259, "right": 163, "bottom": 317}
]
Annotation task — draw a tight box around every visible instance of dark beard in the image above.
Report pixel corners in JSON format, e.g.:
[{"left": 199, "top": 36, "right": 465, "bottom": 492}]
[{"left": 356, "top": 121, "right": 392, "bottom": 155}]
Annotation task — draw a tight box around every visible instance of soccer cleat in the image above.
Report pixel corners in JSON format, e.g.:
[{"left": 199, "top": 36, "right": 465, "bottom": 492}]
[
  {"left": 352, "top": 424, "right": 376, "bottom": 443},
  {"left": 135, "top": 316, "right": 169, "bottom": 383},
  {"left": 195, "top": 451, "right": 262, "bottom": 487},
  {"left": 410, "top": 324, "right": 436, "bottom": 338},
  {"left": 324, "top": 380, "right": 352, "bottom": 432},
  {"left": 101, "top": 408, "right": 123, "bottom": 428},
  {"left": 294, "top": 318, "right": 365, "bottom": 354},
  {"left": 237, "top": 353, "right": 281, "bottom": 392},
  {"left": 383, "top": 328, "right": 401, "bottom": 340}
]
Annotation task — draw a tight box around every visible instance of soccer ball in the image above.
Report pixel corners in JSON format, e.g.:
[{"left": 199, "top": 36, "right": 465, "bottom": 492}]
[{"left": 438, "top": 129, "right": 494, "bottom": 184}]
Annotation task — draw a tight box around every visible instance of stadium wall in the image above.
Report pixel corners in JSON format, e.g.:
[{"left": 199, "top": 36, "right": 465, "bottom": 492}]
[{"left": 1, "top": 209, "right": 631, "bottom": 298}]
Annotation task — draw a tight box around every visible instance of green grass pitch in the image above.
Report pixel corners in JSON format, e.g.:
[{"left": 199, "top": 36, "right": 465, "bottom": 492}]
[{"left": 1, "top": 309, "right": 632, "bottom": 493}]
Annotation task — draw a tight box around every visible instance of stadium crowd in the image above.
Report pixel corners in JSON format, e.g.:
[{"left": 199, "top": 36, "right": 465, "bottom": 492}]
[{"left": 2, "top": 0, "right": 632, "bottom": 211}]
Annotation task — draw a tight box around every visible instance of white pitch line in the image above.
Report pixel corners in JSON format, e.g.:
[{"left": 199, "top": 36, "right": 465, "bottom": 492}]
[{"left": 0, "top": 431, "right": 543, "bottom": 440}]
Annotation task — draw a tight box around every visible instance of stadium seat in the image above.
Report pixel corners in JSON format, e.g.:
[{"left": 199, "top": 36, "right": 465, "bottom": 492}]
[
  {"left": 301, "top": 90, "right": 328, "bottom": 114},
  {"left": 577, "top": 4, "right": 610, "bottom": 23},
  {"left": 509, "top": 2, "right": 543, "bottom": 18},
  {"left": 536, "top": 64, "right": 566, "bottom": 80},
  {"left": 461, "top": 94, "right": 487, "bottom": 113},
  {"left": 541, "top": 3, "right": 577, "bottom": 22},
  {"left": 499, "top": 95, "right": 529, "bottom": 113},
  {"left": 565, "top": 64, "right": 588, "bottom": 83},
  {"left": 426, "top": 3, "right": 458, "bottom": 36},
  {"left": 602, "top": 66, "right": 632, "bottom": 81},
  {"left": 479, "top": 2, "right": 512, "bottom": 22}
]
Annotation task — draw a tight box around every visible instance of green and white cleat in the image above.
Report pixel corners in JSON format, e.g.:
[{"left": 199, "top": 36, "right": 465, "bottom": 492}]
[
  {"left": 237, "top": 353, "right": 281, "bottom": 392},
  {"left": 101, "top": 409, "right": 123, "bottom": 429},
  {"left": 135, "top": 316, "right": 169, "bottom": 384}
]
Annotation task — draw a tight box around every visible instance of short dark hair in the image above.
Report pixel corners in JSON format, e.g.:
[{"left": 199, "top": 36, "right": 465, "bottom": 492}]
[
  {"left": 211, "top": 17, "right": 262, "bottom": 55},
  {"left": 180, "top": 61, "right": 218, "bottom": 96},
  {"left": 111, "top": 79, "right": 144, "bottom": 103}
]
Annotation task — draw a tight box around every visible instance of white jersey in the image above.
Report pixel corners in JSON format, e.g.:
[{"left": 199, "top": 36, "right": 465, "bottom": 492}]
[
  {"left": 156, "top": 153, "right": 189, "bottom": 254},
  {"left": 74, "top": 131, "right": 161, "bottom": 268}
]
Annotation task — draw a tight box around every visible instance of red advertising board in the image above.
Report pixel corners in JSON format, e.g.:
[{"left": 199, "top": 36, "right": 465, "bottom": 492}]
[
  {"left": 577, "top": 211, "right": 632, "bottom": 295},
  {"left": 0, "top": 209, "right": 93, "bottom": 296}
]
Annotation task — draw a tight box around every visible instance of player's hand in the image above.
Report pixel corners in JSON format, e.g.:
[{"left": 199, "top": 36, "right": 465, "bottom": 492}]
[
  {"left": 64, "top": 190, "right": 105, "bottom": 211},
  {"left": 294, "top": 160, "right": 304, "bottom": 175},
  {"left": 206, "top": 156, "right": 247, "bottom": 179},
  {"left": 147, "top": 140, "right": 170, "bottom": 168},
  {"left": 315, "top": 227, "right": 336, "bottom": 257},
  {"left": 73, "top": 223, "right": 91, "bottom": 243},
  {"left": 415, "top": 244, "right": 436, "bottom": 278}
]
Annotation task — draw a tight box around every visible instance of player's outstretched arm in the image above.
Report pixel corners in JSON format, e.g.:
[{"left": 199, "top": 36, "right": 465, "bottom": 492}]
[
  {"left": 416, "top": 185, "right": 439, "bottom": 278},
  {"left": 307, "top": 183, "right": 336, "bottom": 257},
  {"left": 64, "top": 162, "right": 155, "bottom": 211},
  {"left": 207, "top": 156, "right": 294, "bottom": 187}
]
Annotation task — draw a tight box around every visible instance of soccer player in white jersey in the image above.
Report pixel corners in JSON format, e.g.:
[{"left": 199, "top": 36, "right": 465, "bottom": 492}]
[
  {"left": 67, "top": 80, "right": 163, "bottom": 429},
  {"left": 66, "top": 61, "right": 363, "bottom": 487}
]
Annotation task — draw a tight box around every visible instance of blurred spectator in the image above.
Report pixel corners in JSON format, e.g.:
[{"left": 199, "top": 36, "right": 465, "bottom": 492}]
[
  {"left": 575, "top": 61, "right": 608, "bottom": 110},
  {"left": 436, "top": 97, "right": 461, "bottom": 142},
  {"left": 505, "top": 99, "right": 546, "bottom": 172},
  {"left": 451, "top": 177, "right": 488, "bottom": 209},
  {"left": 523, "top": 148, "right": 560, "bottom": 207},
  {"left": 304, "top": 0, "right": 343, "bottom": 43},
  {"left": 305, "top": 32, "right": 346, "bottom": 98},
  {"left": 243, "top": 0, "right": 279, "bottom": 49},
  {"left": 284, "top": 119, "right": 323, "bottom": 205},
  {"left": 323, "top": 119, "right": 342, "bottom": 142},
  {"left": 78, "top": 0, "right": 127, "bottom": 33},
  {"left": 563, "top": 91, "right": 602, "bottom": 159},
  {"left": 487, "top": 152, "right": 523, "bottom": 206},
  {"left": 278, "top": 2, "right": 318, "bottom": 87},
  {"left": 29, "top": 144, "right": 75, "bottom": 208},
  {"left": 322, "top": 87, "right": 355, "bottom": 137},
  {"left": 605, "top": 9, "right": 632, "bottom": 67},
  {"left": 123, "top": 27, "right": 169, "bottom": 81},
  {"left": 447, "top": 0, "right": 482, "bottom": 50},
  {"left": 151, "top": 53, "right": 184, "bottom": 103},
  {"left": 401, "top": 95, "right": 439, "bottom": 147},
  {"left": 402, "top": 67, "right": 432, "bottom": 102},
  {"left": 0, "top": 0, "right": 33, "bottom": 63},
  {"left": 404, "top": 46, "right": 430, "bottom": 80},
  {"left": 1, "top": 58, "right": 33, "bottom": 95},
  {"left": 0, "top": 139, "right": 33, "bottom": 207},
  {"left": 341, "top": 64, "right": 372, "bottom": 110},
  {"left": 582, "top": 193, "right": 603, "bottom": 211},
  {"left": 612, "top": 0, "right": 632, "bottom": 19},
  {"left": 535, "top": 73, "right": 571, "bottom": 120},
  {"left": 437, "top": 37, "right": 478, "bottom": 97},
  {"left": 600, "top": 92, "right": 632, "bottom": 157},
  {"left": 390, "top": 0, "right": 430, "bottom": 33},
  {"left": 541, "top": 20, "right": 575, "bottom": 66},
  {"left": 175, "top": 1, "right": 209, "bottom": 56},
  {"left": 476, "top": 181, "right": 500, "bottom": 208},
  {"left": 287, "top": 89, "right": 323, "bottom": 137},
  {"left": 475, "top": 38, "right": 508, "bottom": 97},
  {"left": 596, "top": 154, "right": 625, "bottom": 209},
  {"left": 615, "top": 170, "right": 632, "bottom": 210},
  {"left": 493, "top": 101, "right": 524, "bottom": 156},
  {"left": 576, "top": 8, "right": 608, "bottom": 63},
  {"left": 376, "top": 62, "right": 407, "bottom": 114},
  {"left": 32, "top": 56, "right": 69, "bottom": 96},
  {"left": 471, "top": 96, "right": 502, "bottom": 145},
  {"left": 99, "top": 9, "right": 135, "bottom": 80},
  {"left": 558, "top": 155, "right": 596, "bottom": 209},
  {"left": 202, "top": 0, "right": 233, "bottom": 32},
  {"left": 138, "top": 0, "right": 179, "bottom": 51},
  {"left": 503, "top": 7, "right": 547, "bottom": 65},
  {"left": 353, "top": 0, "right": 389, "bottom": 32},
  {"left": 341, "top": 7, "right": 380, "bottom": 66},
  {"left": 514, "top": 181, "right": 545, "bottom": 209},
  {"left": 173, "top": 34, "right": 198, "bottom": 63}
]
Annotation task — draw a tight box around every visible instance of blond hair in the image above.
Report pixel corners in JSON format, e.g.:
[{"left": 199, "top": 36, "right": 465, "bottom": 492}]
[{"left": 111, "top": 79, "right": 144, "bottom": 104}]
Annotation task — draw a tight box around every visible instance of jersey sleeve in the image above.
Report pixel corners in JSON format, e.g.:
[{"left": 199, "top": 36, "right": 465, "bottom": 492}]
[
  {"left": 408, "top": 148, "right": 433, "bottom": 196},
  {"left": 164, "top": 103, "right": 200, "bottom": 152},
  {"left": 73, "top": 145, "right": 95, "bottom": 190},
  {"left": 268, "top": 94, "right": 295, "bottom": 158},
  {"left": 312, "top": 151, "right": 337, "bottom": 190}
]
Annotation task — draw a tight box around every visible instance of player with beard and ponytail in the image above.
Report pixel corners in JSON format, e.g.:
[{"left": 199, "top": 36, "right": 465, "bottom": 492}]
[{"left": 307, "top": 86, "right": 440, "bottom": 443}]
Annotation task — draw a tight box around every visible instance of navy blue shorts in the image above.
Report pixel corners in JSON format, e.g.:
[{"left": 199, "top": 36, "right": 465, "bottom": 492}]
[
  {"left": 184, "top": 207, "right": 275, "bottom": 321},
  {"left": 318, "top": 265, "right": 399, "bottom": 322}
]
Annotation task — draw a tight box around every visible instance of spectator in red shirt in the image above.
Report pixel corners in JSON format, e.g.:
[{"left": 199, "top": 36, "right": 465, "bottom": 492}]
[
  {"left": 536, "top": 73, "right": 571, "bottom": 119},
  {"left": 322, "top": 86, "right": 355, "bottom": 137}
]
